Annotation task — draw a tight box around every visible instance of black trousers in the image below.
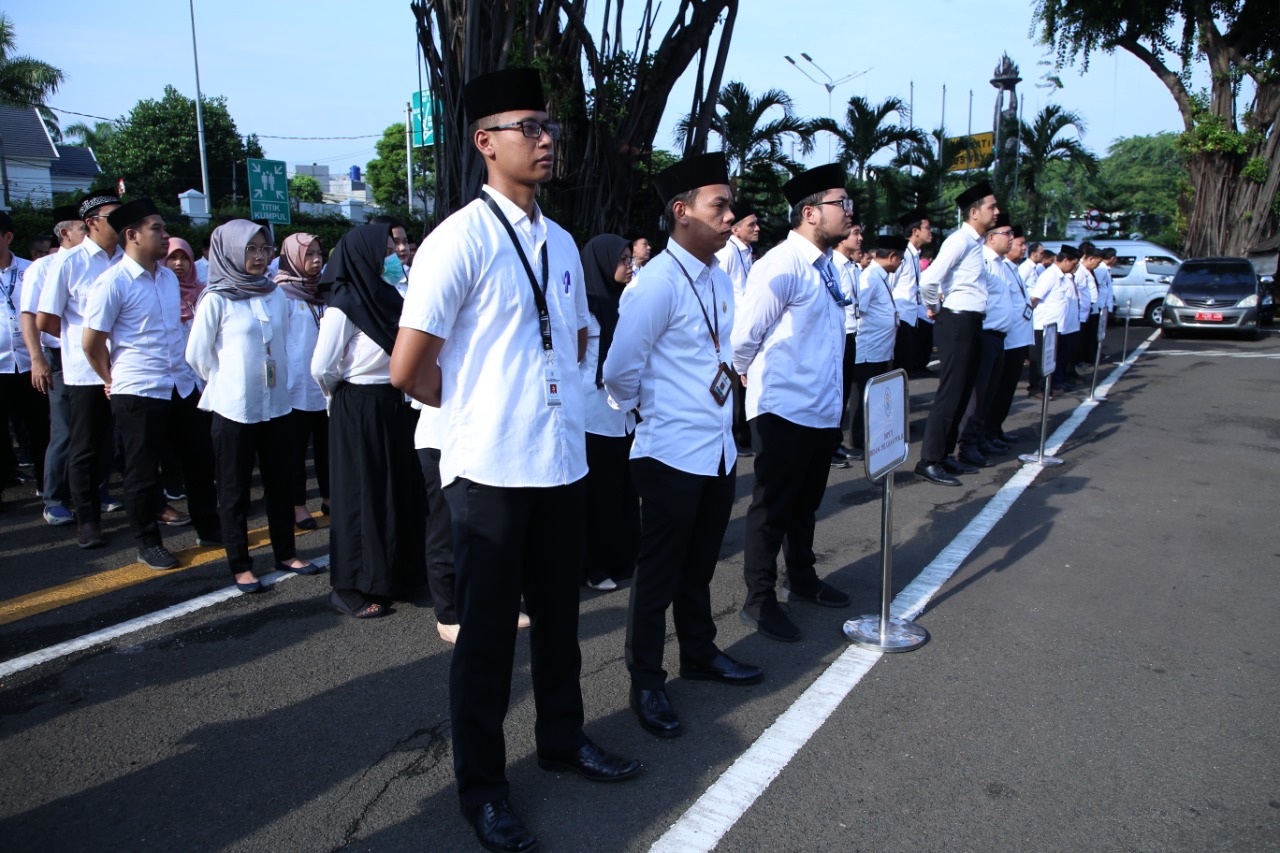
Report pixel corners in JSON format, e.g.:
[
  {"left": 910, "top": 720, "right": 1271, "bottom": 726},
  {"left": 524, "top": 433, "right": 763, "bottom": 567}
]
[
  {"left": 328, "top": 383, "right": 425, "bottom": 599},
  {"left": 1081, "top": 313, "right": 1100, "bottom": 365},
  {"left": 67, "top": 384, "right": 113, "bottom": 523},
  {"left": 743, "top": 413, "right": 839, "bottom": 607},
  {"left": 210, "top": 412, "right": 296, "bottom": 574},
  {"left": 839, "top": 332, "right": 857, "bottom": 436},
  {"left": 0, "top": 370, "right": 49, "bottom": 487},
  {"left": 958, "top": 330, "right": 1007, "bottom": 450},
  {"left": 913, "top": 320, "right": 935, "bottom": 371},
  {"left": 626, "top": 456, "right": 734, "bottom": 690},
  {"left": 894, "top": 322, "right": 916, "bottom": 371},
  {"left": 1028, "top": 329, "right": 1048, "bottom": 392},
  {"left": 417, "top": 447, "right": 456, "bottom": 624},
  {"left": 445, "top": 478, "right": 587, "bottom": 811},
  {"left": 849, "top": 360, "right": 890, "bottom": 450},
  {"left": 921, "top": 310, "right": 983, "bottom": 463},
  {"left": 988, "top": 345, "right": 1028, "bottom": 439},
  {"left": 289, "top": 408, "right": 329, "bottom": 506},
  {"left": 731, "top": 381, "right": 752, "bottom": 449},
  {"left": 1053, "top": 332, "right": 1078, "bottom": 387},
  {"left": 583, "top": 432, "right": 640, "bottom": 584}
]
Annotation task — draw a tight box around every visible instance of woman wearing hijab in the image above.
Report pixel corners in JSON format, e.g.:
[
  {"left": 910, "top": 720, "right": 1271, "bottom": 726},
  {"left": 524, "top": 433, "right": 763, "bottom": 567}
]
[
  {"left": 275, "top": 233, "right": 330, "bottom": 529},
  {"left": 578, "top": 234, "right": 640, "bottom": 591},
  {"left": 186, "top": 221, "right": 319, "bottom": 593},
  {"left": 312, "top": 223, "right": 425, "bottom": 619},
  {"left": 158, "top": 237, "right": 207, "bottom": 507}
]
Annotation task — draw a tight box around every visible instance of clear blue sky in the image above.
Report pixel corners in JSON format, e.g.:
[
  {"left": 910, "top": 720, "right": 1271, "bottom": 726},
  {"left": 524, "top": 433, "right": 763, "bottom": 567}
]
[{"left": 14, "top": 0, "right": 1194, "bottom": 187}]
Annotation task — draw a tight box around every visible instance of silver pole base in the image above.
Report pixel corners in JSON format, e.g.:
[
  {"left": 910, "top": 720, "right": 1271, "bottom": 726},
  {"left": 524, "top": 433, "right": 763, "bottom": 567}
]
[
  {"left": 844, "top": 615, "right": 929, "bottom": 652},
  {"left": 1018, "top": 453, "right": 1065, "bottom": 467}
]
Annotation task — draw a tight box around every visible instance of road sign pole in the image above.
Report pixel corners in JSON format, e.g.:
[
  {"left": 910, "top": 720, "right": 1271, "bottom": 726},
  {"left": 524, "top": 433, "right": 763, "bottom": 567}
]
[
  {"left": 405, "top": 103, "right": 414, "bottom": 216},
  {"left": 1122, "top": 298, "right": 1133, "bottom": 362},
  {"left": 844, "top": 370, "right": 928, "bottom": 653}
]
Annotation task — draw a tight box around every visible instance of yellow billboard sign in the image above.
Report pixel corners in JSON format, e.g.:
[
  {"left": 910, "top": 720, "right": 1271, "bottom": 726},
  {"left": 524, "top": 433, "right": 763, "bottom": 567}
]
[{"left": 946, "top": 132, "right": 995, "bottom": 172}]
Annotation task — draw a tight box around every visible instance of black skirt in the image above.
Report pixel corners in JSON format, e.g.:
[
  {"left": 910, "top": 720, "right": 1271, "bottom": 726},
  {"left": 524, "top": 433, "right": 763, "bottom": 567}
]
[{"left": 328, "top": 382, "right": 427, "bottom": 598}]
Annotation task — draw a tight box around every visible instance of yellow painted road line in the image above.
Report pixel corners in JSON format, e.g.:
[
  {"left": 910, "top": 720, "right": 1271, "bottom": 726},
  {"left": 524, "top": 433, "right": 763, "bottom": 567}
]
[{"left": 0, "top": 514, "right": 327, "bottom": 626}]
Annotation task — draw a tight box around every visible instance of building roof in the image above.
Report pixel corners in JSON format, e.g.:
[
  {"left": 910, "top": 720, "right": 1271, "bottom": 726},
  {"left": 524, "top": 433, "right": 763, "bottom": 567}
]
[
  {"left": 51, "top": 145, "right": 101, "bottom": 178},
  {"left": 0, "top": 104, "right": 58, "bottom": 161}
]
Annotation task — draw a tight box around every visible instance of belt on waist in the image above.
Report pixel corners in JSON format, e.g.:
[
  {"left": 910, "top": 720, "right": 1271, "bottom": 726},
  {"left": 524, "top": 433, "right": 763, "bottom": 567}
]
[
  {"left": 333, "top": 381, "right": 404, "bottom": 401},
  {"left": 982, "top": 329, "right": 1007, "bottom": 338},
  {"left": 940, "top": 307, "right": 985, "bottom": 318}
]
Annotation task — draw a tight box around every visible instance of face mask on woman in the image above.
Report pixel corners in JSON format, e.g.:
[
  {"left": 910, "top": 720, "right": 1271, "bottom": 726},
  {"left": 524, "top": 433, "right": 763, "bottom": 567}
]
[{"left": 382, "top": 253, "right": 404, "bottom": 285}]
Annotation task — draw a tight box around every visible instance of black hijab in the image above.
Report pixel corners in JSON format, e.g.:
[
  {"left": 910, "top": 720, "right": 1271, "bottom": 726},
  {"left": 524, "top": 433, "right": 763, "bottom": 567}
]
[
  {"left": 581, "top": 234, "right": 630, "bottom": 387},
  {"left": 319, "top": 223, "right": 402, "bottom": 356}
]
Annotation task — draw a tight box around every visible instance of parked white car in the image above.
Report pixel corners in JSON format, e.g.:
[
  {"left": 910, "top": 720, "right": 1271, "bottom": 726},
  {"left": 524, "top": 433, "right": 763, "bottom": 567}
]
[{"left": 1040, "top": 240, "right": 1182, "bottom": 325}]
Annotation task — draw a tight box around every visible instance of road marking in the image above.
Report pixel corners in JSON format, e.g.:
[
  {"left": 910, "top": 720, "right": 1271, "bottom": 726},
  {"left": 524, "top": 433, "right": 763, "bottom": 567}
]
[
  {"left": 0, "top": 556, "right": 329, "bottom": 680},
  {"left": 650, "top": 329, "right": 1161, "bottom": 852},
  {"left": 0, "top": 514, "right": 326, "bottom": 626},
  {"left": 1145, "top": 350, "right": 1280, "bottom": 358}
]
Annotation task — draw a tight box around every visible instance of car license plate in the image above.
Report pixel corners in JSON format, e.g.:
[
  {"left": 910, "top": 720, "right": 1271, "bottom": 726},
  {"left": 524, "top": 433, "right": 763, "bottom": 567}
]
[{"left": 1194, "top": 311, "right": 1224, "bottom": 321}]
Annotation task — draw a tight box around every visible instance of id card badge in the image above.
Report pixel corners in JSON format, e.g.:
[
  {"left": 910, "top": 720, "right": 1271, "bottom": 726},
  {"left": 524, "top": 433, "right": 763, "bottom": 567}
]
[
  {"left": 893, "top": 310, "right": 901, "bottom": 328},
  {"left": 544, "top": 362, "right": 563, "bottom": 407},
  {"left": 710, "top": 362, "right": 733, "bottom": 407},
  {"left": 264, "top": 358, "right": 277, "bottom": 388},
  {"left": 1023, "top": 305, "right": 1034, "bottom": 321}
]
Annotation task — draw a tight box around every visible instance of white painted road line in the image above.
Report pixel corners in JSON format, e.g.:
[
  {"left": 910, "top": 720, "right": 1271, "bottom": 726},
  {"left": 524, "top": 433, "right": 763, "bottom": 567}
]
[
  {"left": 650, "top": 330, "right": 1161, "bottom": 852},
  {"left": 0, "top": 556, "right": 329, "bottom": 680}
]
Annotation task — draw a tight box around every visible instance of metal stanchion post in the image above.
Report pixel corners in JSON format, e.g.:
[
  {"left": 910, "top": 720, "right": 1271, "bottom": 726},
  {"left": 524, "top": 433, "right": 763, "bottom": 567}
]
[
  {"left": 845, "top": 370, "right": 928, "bottom": 652},
  {"left": 1122, "top": 298, "right": 1132, "bottom": 362},
  {"left": 1088, "top": 309, "right": 1108, "bottom": 401},
  {"left": 1020, "top": 323, "right": 1064, "bottom": 467}
]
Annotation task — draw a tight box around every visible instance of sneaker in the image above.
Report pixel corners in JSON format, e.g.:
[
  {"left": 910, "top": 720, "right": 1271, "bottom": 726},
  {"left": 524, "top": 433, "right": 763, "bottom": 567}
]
[
  {"left": 586, "top": 578, "right": 618, "bottom": 591},
  {"left": 740, "top": 599, "right": 801, "bottom": 642},
  {"left": 101, "top": 494, "right": 123, "bottom": 513},
  {"left": 196, "top": 533, "right": 224, "bottom": 547},
  {"left": 138, "top": 545, "right": 180, "bottom": 570},
  {"left": 164, "top": 488, "right": 187, "bottom": 501},
  {"left": 43, "top": 504, "right": 75, "bottom": 526}
]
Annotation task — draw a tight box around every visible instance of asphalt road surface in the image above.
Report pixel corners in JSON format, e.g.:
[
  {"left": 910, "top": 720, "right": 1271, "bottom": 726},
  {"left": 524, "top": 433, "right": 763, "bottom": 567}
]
[{"left": 1, "top": 324, "right": 1277, "bottom": 853}]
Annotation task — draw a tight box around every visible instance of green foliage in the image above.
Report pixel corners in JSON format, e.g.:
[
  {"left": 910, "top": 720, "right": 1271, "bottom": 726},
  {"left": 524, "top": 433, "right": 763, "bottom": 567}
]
[
  {"left": 1178, "top": 97, "right": 1260, "bottom": 155},
  {"left": 674, "top": 82, "right": 810, "bottom": 178},
  {"left": 289, "top": 174, "right": 323, "bottom": 203},
  {"left": 95, "top": 85, "right": 260, "bottom": 206},
  {"left": 1091, "top": 132, "right": 1187, "bottom": 241},
  {"left": 365, "top": 123, "right": 435, "bottom": 210},
  {"left": 809, "top": 96, "right": 927, "bottom": 182},
  {"left": 0, "top": 13, "right": 64, "bottom": 141}
]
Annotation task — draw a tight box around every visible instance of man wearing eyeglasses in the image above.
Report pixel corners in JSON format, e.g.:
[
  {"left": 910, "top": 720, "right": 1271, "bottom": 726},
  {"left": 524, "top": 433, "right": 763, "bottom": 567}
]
[
  {"left": 731, "top": 163, "right": 854, "bottom": 644},
  {"left": 36, "top": 195, "right": 124, "bottom": 548},
  {"left": 389, "top": 67, "right": 639, "bottom": 853}
]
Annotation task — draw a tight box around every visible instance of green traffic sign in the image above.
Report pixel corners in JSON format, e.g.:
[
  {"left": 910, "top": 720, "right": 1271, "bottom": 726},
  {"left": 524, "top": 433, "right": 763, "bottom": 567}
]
[
  {"left": 247, "top": 157, "right": 291, "bottom": 224},
  {"left": 411, "top": 90, "right": 436, "bottom": 147}
]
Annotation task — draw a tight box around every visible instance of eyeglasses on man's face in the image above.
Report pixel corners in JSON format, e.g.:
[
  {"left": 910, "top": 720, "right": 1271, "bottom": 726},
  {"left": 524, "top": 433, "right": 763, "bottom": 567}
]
[
  {"left": 814, "top": 198, "right": 855, "bottom": 214},
  {"left": 484, "top": 119, "right": 561, "bottom": 141}
]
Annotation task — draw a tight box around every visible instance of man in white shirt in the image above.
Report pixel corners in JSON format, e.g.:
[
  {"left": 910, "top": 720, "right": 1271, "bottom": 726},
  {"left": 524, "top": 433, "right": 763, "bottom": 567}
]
[
  {"left": 20, "top": 206, "right": 86, "bottom": 524},
  {"left": 1074, "top": 242, "right": 1104, "bottom": 377},
  {"left": 629, "top": 234, "right": 652, "bottom": 279},
  {"left": 37, "top": 194, "right": 123, "bottom": 548},
  {"left": 892, "top": 210, "right": 933, "bottom": 376},
  {"left": 0, "top": 211, "right": 42, "bottom": 494},
  {"left": 82, "top": 199, "right": 218, "bottom": 569},
  {"left": 603, "top": 153, "right": 763, "bottom": 740},
  {"left": 388, "top": 68, "right": 639, "bottom": 853},
  {"left": 957, "top": 214, "right": 1019, "bottom": 466},
  {"left": 193, "top": 239, "right": 209, "bottom": 283},
  {"left": 732, "top": 163, "right": 853, "bottom": 643},
  {"left": 714, "top": 202, "right": 759, "bottom": 455},
  {"left": 849, "top": 235, "right": 906, "bottom": 455},
  {"left": 986, "top": 224, "right": 1035, "bottom": 446},
  {"left": 1019, "top": 241, "right": 1044, "bottom": 288},
  {"left": 1028, "top": 245, "right": 1082, "bottom": 397},
  {"left": 832, "top": 219, "right": 863, "bottom": 465},
  {"left": 1093, "top": 248, "right": 1117, "bottom": 360},
  {"left": 914, "top": 180, "right": 1000, "bottom": 487}
]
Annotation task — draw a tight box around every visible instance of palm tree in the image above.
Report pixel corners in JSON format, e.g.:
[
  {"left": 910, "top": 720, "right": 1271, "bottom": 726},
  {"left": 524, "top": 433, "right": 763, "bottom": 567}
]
[
  {"left": 64, "top": 120, "right": 118, "bottom": 150},
  {"left": 810, "top": 96, "right": 927, "bottom": 181},
  {"left": 675, "top": 81, "right": 812, "bottom": 178},
  {"left": 0, "top": 14, "right": 65, "bottom": 138},
  {"left": 1014, "top": 104, "right": 1098, "bottom": 236}
]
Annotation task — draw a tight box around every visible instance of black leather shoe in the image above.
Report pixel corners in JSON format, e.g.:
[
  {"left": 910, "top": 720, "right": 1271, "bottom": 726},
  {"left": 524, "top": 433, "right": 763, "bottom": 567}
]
[
  {"left": 914, "top": 461, "right": 961, "bottom": 486},
  {"left": 740, "top": 599, "right": 801, "bottom": 642},
  {"left": 680, "top": 651, "right": 764, "bottom": 685},
  {"left": 957, "top": 445, "right": 993, "bottom": 466},
  {"left": 830, "top": 452, "right": 850, "bottom": 469},
  {"left": 980, "top": 439, "right": 1009, "bottom": 455},
  {"left": 466, "top": 800, "right": 538, "bottom": 853},
  {"left": 630, "top": 687, "right": 682, "bottom": 738},
  {"left": 538, "top": 737, "right": 642, "bottom": 782},
  {"left": 942, "top": 455, "right": 980, "bottom": 474},
  {"left": 999, "top": 431, "right": 1020, "bottom": 444},
  {"left": 845, "top": 447, "right": 865, "bottom": 461},
  {"left": 784, "top": 579, "right": 851, "bottom": 608},
  {"left": 77, "top": 521, "right": 106, "bottom": 549}
]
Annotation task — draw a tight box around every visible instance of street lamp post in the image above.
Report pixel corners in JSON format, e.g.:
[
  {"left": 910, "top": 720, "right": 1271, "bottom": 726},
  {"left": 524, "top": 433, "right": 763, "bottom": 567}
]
[
  {"left": 188, "top": 0, "right": 212, "bottom": 211},
  {"left": 784, "top": 53, "right": 869, "bottom": 163}
]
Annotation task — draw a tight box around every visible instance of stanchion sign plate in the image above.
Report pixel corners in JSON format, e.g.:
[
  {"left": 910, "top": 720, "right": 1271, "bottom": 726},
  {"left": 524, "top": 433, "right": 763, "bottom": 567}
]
[
  {"left": 1041, "top": 322, "right": 1058, "bottom": 375},
  {"left": 863, "top": 369, "right": 909, "bottom": 481}
]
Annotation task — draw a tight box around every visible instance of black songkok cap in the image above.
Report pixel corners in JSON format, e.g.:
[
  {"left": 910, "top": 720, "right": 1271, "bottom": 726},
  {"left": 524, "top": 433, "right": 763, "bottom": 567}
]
[
  {"left": 463, "top": 68, "right": 546, "bottom": 124},
  {"left": 1057, "top": 244, "right": 1081, "bottom": 260},
  {"left": 730, "top": 201, "right": 756, "bottom": 224},
  {"left": 79, "top": 194, "right": 120, "bottom": 219},
  {"left": 652, "top": 152, "right": 730, "bottom": 206},
  {"left": 897, "top": 209, "right": 928, "bottom": 229},
  {"left": 955, "top": 180, "right": 994, "bottom": 211},
  {"left": 106, "top": 198, "right": 160, "bottom": 234},
  {"left": 782, "top": 163, "right": 846, "bottom": 208},
  {"left": 994, "top": 212, "right": 1012, "bottom": 229},
  {"left": 51, "top": 204, "right": 81, "bottom": 225},
  {"left": 1011, "top": 225, "right": 1025, "bottom": 239},
  {"left": 876, "top": 235, "right": 908, "bottom": 253}
]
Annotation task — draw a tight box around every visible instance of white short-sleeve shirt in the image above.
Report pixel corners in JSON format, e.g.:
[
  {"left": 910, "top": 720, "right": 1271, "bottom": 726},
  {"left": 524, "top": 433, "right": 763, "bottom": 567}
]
[
  {"left": 19, "top": 250, "right": 62, "bottom": 350},
  {"left": 1, "top": 256, "right": 32, "bottom": 374},
  {"left": 37, "top": 237, "right": 123, "bottom": 385},
  {"left": 285, "top": 298, "right": 328, "bottom": 411}
]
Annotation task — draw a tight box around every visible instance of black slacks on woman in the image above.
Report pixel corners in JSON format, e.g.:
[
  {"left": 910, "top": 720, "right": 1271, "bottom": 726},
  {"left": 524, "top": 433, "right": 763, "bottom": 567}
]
[
  {"left": 289, "top": 408, "right": 329, "bottom": 507},
  {"left": 210, "top": 412, "right": 296, "bottom": 574},
  {"left": 417, "top": 447, "right": 456, "bottom": 624},
  {"left": 328, "top": 382, "right": 425, "bottom": 599},
  {"left": 626, "top": 456, "right": 734, "bottom": 690},
  {"left": 583, "top": 431, "right": 640, "bottom": 584}
]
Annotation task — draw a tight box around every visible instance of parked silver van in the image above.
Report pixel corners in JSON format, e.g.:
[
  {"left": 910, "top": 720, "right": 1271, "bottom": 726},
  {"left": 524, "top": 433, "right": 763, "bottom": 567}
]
[{"left": 1040, "top": 240, "right": 1182, "bottom": 324}]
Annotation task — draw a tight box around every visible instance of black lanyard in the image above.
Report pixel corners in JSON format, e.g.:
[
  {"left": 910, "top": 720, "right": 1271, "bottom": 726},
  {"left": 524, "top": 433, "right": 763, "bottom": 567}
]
[
  {"left": 911, "top": 250, "right": 922, "bottom": 304},
  {"left": 481, "top": 191, "right": 552, "bottom": 354},
  {"left": 667, "top": 250, "right": 720, "bottom": 355},
  {"left": 1, "top": 268, "right": 17, "bottom": 314},
  {"left": 819, "top": 258, "right": 852, "bottom": 307}
]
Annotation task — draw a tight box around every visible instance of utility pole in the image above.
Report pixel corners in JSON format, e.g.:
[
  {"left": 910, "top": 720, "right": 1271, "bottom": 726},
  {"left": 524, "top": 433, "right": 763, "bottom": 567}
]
[
  {"left": 188, "top": 0, "right": 212, "bottom": 211},
  {"left": 405, "top": 103, "right": 414, "bottom": 216}
]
